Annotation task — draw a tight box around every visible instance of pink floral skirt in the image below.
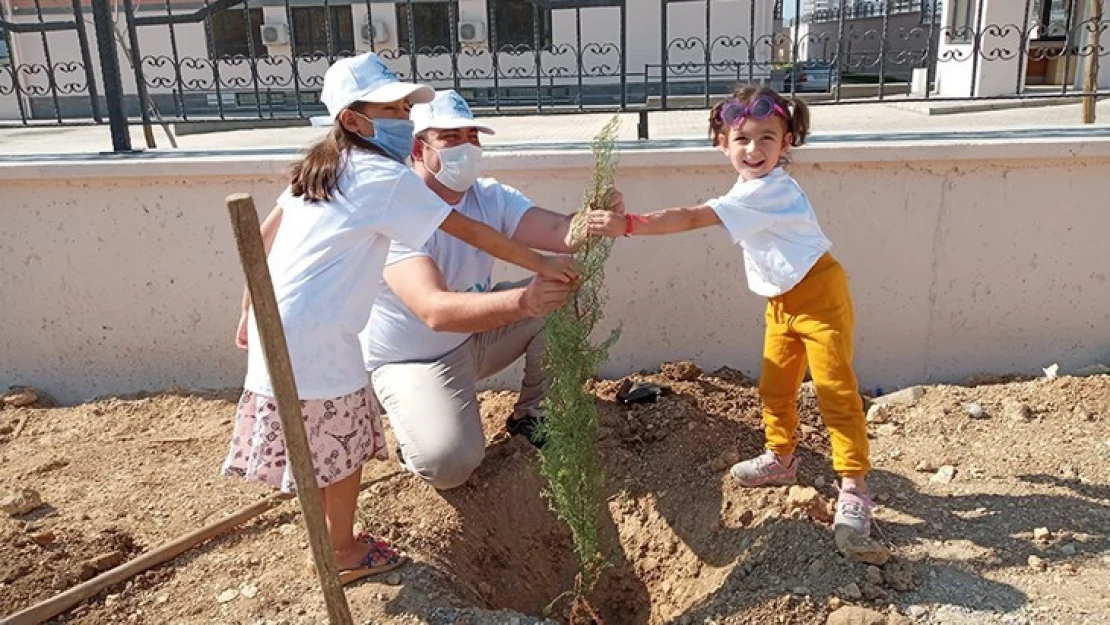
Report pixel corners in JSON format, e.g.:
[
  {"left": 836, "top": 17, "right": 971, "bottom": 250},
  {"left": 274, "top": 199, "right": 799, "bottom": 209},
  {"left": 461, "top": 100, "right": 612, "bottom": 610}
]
[{"left": 222, "top": 386, "right": 388, "bottom": 493}]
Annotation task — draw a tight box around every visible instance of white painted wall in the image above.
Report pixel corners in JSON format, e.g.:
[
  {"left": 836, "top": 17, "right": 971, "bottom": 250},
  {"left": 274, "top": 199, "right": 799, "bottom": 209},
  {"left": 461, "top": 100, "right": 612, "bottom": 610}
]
[
  {"left": 2, "top": 139, "right": 1109, "bottom": 404},
  {"left": 936, "top": 0, "right": 1030, "bottom": 97}
]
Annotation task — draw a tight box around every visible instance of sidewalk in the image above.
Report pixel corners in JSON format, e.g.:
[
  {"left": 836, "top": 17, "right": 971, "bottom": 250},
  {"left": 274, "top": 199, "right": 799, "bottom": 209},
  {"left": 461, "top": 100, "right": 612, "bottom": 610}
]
[{"left": 1, "top": 98, "right": 1108, "bottom": 158}]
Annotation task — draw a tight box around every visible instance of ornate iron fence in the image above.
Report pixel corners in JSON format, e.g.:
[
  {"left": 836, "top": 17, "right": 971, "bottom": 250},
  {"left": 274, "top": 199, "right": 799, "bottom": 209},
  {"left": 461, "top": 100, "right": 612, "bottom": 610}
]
[{"left": 0, "top": 0, "right": 1106, "bottom": 152}]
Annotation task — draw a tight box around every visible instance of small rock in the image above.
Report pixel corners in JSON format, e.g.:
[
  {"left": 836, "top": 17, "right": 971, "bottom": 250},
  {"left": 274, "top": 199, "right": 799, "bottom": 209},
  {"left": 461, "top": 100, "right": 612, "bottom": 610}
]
[
  {"left": 82, "top": 550, "right": 125, "bottom": 573},
  {"left": 1028, "top": 555, "right": 1047, "bottom": 571},
  {"left": 104, "top": 593, "right": 120, "bottom": 607},
  {"left": 711, "top": 450, "right": 741, "bottom": 472},
  {"left": 1, "top": 489, "right": 44, "bottom": 517},
  {"left": 792, "top": 586, "right": 811, "bottom": 596},
  {"left": 661, "top": 361, "right": 702, "bottom": 382},
  {"left": 217, "top": 588, "right": 239, "bottom": 603},
  {"left": 477, "top": 581, "right": 494, "bottom": 597},
  {"left": 866, "top": 404, "right": 890, "bottom": 424},
  {"left": 907, "top": 605, "right": 928, "bottom": 619},
  {"left": 861, "top": 582, "right": 887, "bottom": 601},
  {"left": 1, "top": 388, "right": 38, "bottom": 407},
  {"left": 786, "top": 486, "right": 834, "bottom": 523},
  {"left": 239, "top": 583, "right": 259, "bottom": 599},
  {"left": 876, "top": 424, "right": 899, "bottom": 437},
  {"left": 1033, "top": 527, "right": 1052, "bottom": 542},
  {"left": 838, "top": 582, "right": 863, "bottom": 601},
  {"left": 155, "top": 594, "right": 169, "bottom": 605},
  {"left": 385, "top": 572, "right": 402, "bottom": 586},
  {"left": 278, "top": 523, "right": 297, "bottom": 536},
  {"left": 872, "top": 386, "right": 924, "bottom": 407},
  {"left": 1060, "top": 543, "right": 1077, "bottom": 556},
  {"left": 964, "top": 402, "right": 986, "bottom": 419},
  {"left": 814, "top": 476, "right": 828, "bottom": 488},
  {"left": 29, "top": 529, "right": 55, "bottom": 545},
  {"left": 866, "top": 565, "right": 884, "bottom": 585},
  {"left": 883, "top": 561, "right": 916, "bottom": 592},
  {"left": 1003, "top": 398, "right": 1032, "bottom": 422},
  {"left": 826, "top": 606, "right": 886, "bottom": 625},
  {"left": 914, "top": 460, "right": 937, "bottom": 473},
  {"left": 931, "top": 466, "right": 957, "bottom": 484},
  {"left": 836, "top": 527, "right": 891, "bottom": 565},
  {"left": 828, "top": 597, "right": 843, "bottom": 610},
  {"left": 738, "top": 509, "right": 755, "bottom": 527}
]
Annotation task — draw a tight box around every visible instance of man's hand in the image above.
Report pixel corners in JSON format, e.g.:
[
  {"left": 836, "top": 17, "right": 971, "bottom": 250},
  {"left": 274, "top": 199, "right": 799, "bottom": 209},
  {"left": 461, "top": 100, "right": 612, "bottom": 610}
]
[
  {"left": 537, "top": 254, "right": 579, "bottom": 283},
  {"left": 519, "top": 275, "right": 573, "bottom": 317}
]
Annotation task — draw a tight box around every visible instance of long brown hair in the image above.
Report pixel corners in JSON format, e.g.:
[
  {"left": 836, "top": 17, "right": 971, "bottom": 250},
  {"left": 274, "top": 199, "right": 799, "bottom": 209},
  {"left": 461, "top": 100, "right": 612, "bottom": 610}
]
[
  {"left": 289, "top": 121, "right": 386, "bottom": 202},
  {"left": 708, "top": 84, "right": 811, "bottom": 147}
]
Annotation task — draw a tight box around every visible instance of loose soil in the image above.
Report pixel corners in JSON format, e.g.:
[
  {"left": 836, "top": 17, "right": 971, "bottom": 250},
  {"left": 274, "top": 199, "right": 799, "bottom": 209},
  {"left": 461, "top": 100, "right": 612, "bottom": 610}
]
[{"left": 2, "top": 368, "right": 1109, "bottom": 625}]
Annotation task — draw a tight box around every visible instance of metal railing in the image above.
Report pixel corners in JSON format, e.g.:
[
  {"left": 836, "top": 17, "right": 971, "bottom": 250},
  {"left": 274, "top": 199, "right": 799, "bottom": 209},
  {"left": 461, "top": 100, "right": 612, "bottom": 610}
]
[{"left": 0, "top": 0, "right": 1106, "bottom": 152}]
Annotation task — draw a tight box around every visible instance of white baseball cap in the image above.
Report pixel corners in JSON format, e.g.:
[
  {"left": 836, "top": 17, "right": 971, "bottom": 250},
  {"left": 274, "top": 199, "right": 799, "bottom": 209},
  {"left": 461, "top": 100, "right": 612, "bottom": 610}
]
[
  {"left": 311, "top": 52, "right": 434, "bottom": 126},
  {"left": 411, "top": 90, "right": 495, "bottom": 136}
]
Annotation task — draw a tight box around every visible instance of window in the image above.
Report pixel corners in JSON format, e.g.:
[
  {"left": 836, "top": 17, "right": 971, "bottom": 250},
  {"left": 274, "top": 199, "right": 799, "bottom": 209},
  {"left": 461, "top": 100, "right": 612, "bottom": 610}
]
[
  {"left": 291, "top": 6, "right": 355, "bottom": 57},
  {"left": 207, "top": 7, "right": 265, "bottom": 58},
  {"left": 1036, "top": 0, "right": 1072, "bottom": 40},
  {"left": 946, "top": 0, "right": 978, "bottom": 44},
  {"left": 488, "top": 0, "right": 552, "bottom": 50},
  {"left": 396, "top": 1, "right": 453, "bottom": 52}
]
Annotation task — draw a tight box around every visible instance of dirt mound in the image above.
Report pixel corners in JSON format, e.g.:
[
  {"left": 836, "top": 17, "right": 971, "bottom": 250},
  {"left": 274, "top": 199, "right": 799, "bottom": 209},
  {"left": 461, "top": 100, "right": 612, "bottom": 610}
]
[{"left": 1, "top": 372, "right": 1108, "bottom": 624}]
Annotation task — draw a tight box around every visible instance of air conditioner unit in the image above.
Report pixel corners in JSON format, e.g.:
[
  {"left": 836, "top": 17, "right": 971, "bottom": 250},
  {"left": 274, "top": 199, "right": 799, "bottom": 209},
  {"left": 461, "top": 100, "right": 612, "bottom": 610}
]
[
  {"left": 260, "top": 23, "right": 289, "bottom": 46},
  {"left": 458, "top": 20, "right": 486, "bottom": 44},
  {"left": 361, "top": 19, "right": 389, "bottom": 44}
]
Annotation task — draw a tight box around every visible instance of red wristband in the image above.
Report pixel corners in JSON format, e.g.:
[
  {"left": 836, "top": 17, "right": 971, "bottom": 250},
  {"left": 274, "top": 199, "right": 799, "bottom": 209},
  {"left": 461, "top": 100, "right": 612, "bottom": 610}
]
[{"left": 625, "top": 213, "right": 647, "bottom": 237}]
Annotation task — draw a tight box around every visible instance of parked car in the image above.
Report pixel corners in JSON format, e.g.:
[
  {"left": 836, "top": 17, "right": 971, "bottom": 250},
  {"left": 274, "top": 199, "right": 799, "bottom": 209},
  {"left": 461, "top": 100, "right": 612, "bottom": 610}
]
[{"left": 782, "top": 61, "right": 840, "bottom": 92}]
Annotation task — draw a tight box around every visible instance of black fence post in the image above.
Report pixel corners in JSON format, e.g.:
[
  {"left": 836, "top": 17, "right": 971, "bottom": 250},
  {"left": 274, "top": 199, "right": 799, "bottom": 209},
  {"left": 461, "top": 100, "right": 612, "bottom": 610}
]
[{"left": 90, "top": 0, "right": 132, "bottom": 152}]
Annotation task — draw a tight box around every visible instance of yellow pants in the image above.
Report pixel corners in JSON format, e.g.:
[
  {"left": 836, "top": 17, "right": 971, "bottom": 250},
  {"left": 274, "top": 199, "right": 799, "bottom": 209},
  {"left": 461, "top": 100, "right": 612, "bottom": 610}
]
[{"left": 760, "top": 253, "right": 870, "bottom": 477}]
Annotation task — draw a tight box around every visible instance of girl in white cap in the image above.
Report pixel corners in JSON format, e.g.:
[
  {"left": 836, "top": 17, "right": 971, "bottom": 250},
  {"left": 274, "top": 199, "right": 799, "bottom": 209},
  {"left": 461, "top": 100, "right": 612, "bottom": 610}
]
[{"left": 223, "top": 53, "right": 576, "bottom": 584}]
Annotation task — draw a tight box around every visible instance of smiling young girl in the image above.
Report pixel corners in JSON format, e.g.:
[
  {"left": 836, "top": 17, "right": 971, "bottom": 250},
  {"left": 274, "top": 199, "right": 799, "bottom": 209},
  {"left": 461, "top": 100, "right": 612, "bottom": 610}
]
[{"left": 588, "top": 85, "right": 874, "bottom": 539}]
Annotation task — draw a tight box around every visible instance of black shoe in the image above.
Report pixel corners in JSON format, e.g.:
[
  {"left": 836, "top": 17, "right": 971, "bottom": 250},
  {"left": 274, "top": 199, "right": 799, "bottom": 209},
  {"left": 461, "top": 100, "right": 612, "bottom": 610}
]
[{"left": 506, "top": 412, "right": 547, "bottom": 449}]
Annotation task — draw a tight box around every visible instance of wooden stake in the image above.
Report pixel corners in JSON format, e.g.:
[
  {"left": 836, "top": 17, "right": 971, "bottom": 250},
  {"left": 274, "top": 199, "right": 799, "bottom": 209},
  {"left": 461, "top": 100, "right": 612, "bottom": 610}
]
[
  {"left": 0, "top": 494, "right": 286, "bottom": 625},
  {"left": 224, "top": 193, "right": 354, "bottom": 625},
  {"left": 1083, "top": 0, "right": 1104, "bottom": 123}
]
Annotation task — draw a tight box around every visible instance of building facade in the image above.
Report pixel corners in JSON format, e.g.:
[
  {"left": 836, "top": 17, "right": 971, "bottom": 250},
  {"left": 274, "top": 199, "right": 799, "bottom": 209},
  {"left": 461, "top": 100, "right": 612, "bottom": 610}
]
[{"left": 0, "top": 0, "right": 777, "bottom": 121}]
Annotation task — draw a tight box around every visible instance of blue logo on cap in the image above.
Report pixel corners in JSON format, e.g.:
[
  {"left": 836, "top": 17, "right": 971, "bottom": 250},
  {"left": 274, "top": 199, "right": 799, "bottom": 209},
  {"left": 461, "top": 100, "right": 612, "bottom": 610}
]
[
  {"left": 448, "top": 92, "right": 472, "bottom": 117},
  {"left": 372, "top": 55, "right": 398, "bottom": 81}
]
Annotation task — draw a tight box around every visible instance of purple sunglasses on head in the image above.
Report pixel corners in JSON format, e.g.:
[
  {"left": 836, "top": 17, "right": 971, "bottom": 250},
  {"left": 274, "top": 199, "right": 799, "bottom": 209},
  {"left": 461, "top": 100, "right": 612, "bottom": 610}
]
[{"left": 719, "top": 95, "right": 788, "bottom": 128}]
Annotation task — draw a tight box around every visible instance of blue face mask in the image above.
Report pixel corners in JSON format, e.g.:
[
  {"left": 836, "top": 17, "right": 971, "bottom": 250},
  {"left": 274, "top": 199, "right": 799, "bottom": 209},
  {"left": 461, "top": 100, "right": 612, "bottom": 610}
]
[{"left": 351, "top": 112, "right": 414, "bottom": 163}]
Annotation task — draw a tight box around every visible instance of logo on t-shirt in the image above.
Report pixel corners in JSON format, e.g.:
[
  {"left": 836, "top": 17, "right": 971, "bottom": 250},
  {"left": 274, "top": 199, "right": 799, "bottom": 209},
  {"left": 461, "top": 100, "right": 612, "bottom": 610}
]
[{"left": 465, "top": 279, "right": 490, "bottom": 293}]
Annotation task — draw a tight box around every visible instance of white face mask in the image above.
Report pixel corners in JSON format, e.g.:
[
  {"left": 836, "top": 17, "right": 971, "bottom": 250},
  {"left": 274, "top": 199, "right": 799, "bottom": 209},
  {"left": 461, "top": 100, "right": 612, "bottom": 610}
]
[{"left": 426, "top": 142, "right": 482, "bottom": 192}]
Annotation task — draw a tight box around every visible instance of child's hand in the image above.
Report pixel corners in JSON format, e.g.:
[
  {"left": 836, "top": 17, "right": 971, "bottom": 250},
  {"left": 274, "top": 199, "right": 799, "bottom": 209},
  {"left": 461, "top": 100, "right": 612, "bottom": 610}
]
[
  {"left": 539, "top": 255, "right": 579, "bottom": 283},
  {"left": 235, "top": 309, "right": 249, "bottom": 350},
  {"left": 586, "top": 210, "right": 626, "bottom": 238}
]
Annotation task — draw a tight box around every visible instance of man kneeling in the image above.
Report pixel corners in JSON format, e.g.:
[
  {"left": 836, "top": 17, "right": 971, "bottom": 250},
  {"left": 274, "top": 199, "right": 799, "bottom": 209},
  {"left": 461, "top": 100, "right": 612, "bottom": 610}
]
[{"left": 361, "top": 90, "right": 622, "bottom": 489}]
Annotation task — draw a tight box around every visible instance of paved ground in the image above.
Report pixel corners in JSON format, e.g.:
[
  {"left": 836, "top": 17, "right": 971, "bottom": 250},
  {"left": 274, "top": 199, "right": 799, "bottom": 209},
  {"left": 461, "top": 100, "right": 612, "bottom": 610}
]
[{"left": 1, "top": 97, "right": 1109, "bottom": 158}]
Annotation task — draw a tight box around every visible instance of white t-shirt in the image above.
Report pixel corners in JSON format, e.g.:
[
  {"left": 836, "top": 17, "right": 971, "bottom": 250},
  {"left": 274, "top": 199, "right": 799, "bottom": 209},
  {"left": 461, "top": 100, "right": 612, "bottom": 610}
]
[
  {"left": 706, "top": 167, "right": 832, "bottom": 297},
  {"left": 244, "top": 151, "right": 453, "bottom": 399},
  {"left": 360, "top": 178, "right": 533, "bottom": 370}
]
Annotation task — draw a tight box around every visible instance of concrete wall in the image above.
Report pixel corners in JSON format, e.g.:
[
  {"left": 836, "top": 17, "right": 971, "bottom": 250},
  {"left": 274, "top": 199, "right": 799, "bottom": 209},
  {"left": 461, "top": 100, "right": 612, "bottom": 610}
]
[{"left": 2, "top": 139, "right": 1110, "bottom": 404}]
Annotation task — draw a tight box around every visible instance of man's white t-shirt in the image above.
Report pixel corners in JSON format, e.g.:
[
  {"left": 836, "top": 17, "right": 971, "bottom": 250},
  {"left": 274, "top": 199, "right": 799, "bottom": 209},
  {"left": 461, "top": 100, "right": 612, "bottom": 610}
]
[
  {"left": 360, "top": 178, "right": 533, "bottom": 370},
  {"left": 705, "top": 167, "right": 832, "bottom": 297},
  {"left": 244, "top": 151, "right": 453, "bottom": 399}
]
